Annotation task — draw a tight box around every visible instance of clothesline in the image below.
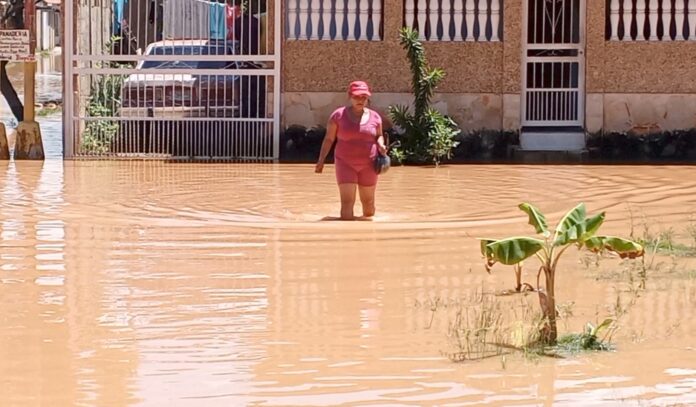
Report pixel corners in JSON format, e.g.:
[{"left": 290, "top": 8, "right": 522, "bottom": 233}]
[{"left": 162, "top": 0, "right": 242, "bottom": 40}]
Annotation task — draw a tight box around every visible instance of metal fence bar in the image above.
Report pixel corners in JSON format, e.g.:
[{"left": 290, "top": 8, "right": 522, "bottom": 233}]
[
  {"left": 65, "top": 0, "right": 280, "bottom": 160},
  {"left": 63, "top": 0, "right": 74, "bottom": 158}
]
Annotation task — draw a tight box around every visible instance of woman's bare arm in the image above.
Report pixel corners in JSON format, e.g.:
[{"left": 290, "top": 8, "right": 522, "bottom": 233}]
[
  {"left": 376, "top": 122, "right": 386, "bottom": 155},
  {"left": 315, "top": 120, "right": 338, "bottom": 173}
]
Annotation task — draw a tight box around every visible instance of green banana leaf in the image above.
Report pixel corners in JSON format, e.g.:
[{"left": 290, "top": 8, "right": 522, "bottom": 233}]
[
  {"left": 579, "top": 213, "right": 606, "bottom": 242},
  {"left": 485, "top": 237, "right": 545, "bottom": 266},
  {"left": 555, "top": 212, "right": 606, "bottom": 247},
  {"left": 584, "top": 236, "right": 645, "bottom": 259},
  {"left": 553, "top": 203, "right": 586, "bottom": 245},
  {"left": 588, "top": 318, "right": 615, "bottom": 337},
  {"left": 518, "top": 203, "right": 549, "bottom": 236},
  {"left": 479, "top": 238, "right": 498, "bottom": 271}
]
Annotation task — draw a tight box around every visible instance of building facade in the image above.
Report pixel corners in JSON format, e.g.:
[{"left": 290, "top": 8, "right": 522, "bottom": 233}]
[
  {"left": 282, "top": 1, "right": 696, "bottom": 139},
  {"left": 63, "top": 0, "right": 696, "bottom": 158}
]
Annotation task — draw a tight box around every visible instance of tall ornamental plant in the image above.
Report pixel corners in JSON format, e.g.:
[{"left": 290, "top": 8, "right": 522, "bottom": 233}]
[{"left": 388, "top": 27, "right": 459, "bottom": 165}]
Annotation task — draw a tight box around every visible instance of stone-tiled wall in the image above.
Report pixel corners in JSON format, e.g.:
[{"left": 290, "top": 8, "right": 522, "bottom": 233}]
[
  {"left": 603, "top": 94, "right": 696, "bottom": 133},
  {"left": 282, "top": 0, "right": 511, "bottom": 94},
  {"left": 586, "top": 1, "right": 696, "bottom": 94},
  {"left": 282, "top": 92, "right": 505, "bottom": 130},
  {"left": 281, "top": 0, "right": 522, "bottom": 130},
  {"left": 281, "top": 1, "right": 696, "bottom": 132},
  {"left": 585, "top": 1, "right": 696, "bottom": 131}
]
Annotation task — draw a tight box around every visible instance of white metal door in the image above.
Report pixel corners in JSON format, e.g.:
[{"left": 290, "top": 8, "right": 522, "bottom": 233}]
[
  {"left": 63, "top": 0, "right": 281, "bottom": 159},
  {"left": 522, "top": 0, "right": 585, "bottom": 127}
]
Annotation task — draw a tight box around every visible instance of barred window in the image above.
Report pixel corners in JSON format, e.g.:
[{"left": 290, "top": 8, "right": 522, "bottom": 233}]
[
  {"left": 607, "top": 0, "right": 696, "bottom": 41},
  {"left": 404, "top": 0, "right": 503, "bottom": 42},
  {"left": 286, "top": 0, "right": 383, "bottom": 40}
]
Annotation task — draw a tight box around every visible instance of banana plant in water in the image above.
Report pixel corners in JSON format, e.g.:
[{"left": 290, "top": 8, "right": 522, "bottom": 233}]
[{"left": 480, "top": 203, "right": 644, "bottom": 344}]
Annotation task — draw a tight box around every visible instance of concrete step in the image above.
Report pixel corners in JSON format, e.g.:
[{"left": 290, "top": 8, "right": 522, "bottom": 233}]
[
  {"left": 510, "top": 147, "right": 589, "bottom": 164},
  {"left": 520, "top": 131, "right": 586, "bottom": 151}
]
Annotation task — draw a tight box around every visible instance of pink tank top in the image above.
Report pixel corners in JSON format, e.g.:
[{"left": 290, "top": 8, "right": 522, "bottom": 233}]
[{"left": 330, "top": 107, "right": 382, "bottom": 164}]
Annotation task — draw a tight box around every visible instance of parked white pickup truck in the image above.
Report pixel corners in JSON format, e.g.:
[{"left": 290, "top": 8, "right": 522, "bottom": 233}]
[{"left": 120, "top": 39, "right": 241, "bottom": 119}]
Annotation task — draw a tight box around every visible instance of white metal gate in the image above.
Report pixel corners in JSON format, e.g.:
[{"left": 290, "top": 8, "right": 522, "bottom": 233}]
[
  {"left": 522, "top": 0, "right": 585, "bottom": 127},
  {"left": 64, "top": 0, "right": 280, "bottom": 159}
]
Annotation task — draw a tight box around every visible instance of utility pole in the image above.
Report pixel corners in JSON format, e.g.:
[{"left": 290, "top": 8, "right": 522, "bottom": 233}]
[
  {"left": 14, "top": 0, "right": 44, "bottom": 160},
  {"left": 0, "top": 10, "right": 10, "bottom": 159},
  {"left": 0, "top": 59, "right": 7, "bottom": 158}
]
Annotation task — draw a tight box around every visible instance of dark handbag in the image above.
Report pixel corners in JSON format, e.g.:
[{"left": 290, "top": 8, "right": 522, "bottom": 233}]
[
  {"left": 374, "top": 154, "right": 391, "bottom": 174},
  {"left": 374, "top": 130, "right": 391, "bottom": 175}
]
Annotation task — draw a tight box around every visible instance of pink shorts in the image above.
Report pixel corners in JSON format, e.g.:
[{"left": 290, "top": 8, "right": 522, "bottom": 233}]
[{"left": 335, "top": 157, "right": 378, "bottom": 186}]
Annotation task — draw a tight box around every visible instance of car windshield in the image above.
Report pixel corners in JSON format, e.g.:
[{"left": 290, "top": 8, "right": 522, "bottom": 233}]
[{"left": 141, "top": 45, "right": 234, "bottom": 69}]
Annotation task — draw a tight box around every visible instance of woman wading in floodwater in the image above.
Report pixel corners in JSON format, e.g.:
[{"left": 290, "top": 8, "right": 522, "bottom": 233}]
[{"left": 315, "top": 81, "right": 387, "bottom": 220}]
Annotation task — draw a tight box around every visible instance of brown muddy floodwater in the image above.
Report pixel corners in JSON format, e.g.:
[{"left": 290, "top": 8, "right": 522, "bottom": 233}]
[{"left": 1, "top": 161, "right": 695, "bottom": 406}]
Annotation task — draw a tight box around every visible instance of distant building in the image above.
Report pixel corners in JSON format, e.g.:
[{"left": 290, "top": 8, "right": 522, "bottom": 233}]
[
  {"left": 36, "top": 0, "right": 61, "bottom": 51},
  {"left": 283, "top": 0, "right": 696, "bottom": 150},
  {"left": 63, "top": 0, "right": 696, "bottom": 158}
]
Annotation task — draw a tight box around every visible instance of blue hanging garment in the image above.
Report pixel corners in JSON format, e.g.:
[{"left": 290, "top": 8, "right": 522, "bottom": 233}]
[{"left": 113, "top": 0, "right": 126, "bottom": 35}]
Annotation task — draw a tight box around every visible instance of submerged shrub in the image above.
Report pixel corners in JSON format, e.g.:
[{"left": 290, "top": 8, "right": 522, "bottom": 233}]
[{"left": 556, "top": 319, "right": 615, "bottom": 353}]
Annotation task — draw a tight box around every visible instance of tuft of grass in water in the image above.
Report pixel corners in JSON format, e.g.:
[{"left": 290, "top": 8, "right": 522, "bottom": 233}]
[
  {"left": 631, "top": 210, "right": 696, "bottom": 258},
  {"left": 554, "top": 319, "right": 615, "bottom": 354},
  {"left": 444, "top": 292, "right": 557, "bottom": 362},
  {"left": 641, "top": 237, "right": 695, "bottom": 257},
  {"left": 442, "top": 287, "right": 625, "bottom": 363},
  {"left": 555, "top": 333, "right": 612, "bottom": 353},
  {"left": 686, "top": 215, "right": 696, "bottom": 249},
  {"left": 445, "top": 294, "right": 508, "bottom": 362},
  {"left": 588, "top": 208, "right": 696, "bottom": 285},
  {"left": 36, "top": 107, "right": 62, "bottom": 117}
]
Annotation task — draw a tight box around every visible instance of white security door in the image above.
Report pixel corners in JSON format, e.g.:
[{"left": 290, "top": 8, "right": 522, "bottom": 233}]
[{"left": 522, "top": 0, "right": 585, "bottom": 127}]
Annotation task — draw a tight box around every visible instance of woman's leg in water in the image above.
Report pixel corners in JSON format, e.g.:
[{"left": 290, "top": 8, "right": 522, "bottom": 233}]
[
  {"left": 335, "top": 158, "right": 361, "bottom": 220},
  {"left": 358, "top": 185, "right": 376, "bottom": 217},
  {"left": 338, "top": 183, "right": 357, "bottom": 220},
  {"left": 357, "top": 166, "right": 378, "bottom": 218}
]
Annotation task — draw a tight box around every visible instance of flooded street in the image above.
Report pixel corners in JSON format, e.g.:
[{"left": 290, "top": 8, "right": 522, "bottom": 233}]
[
  {"left": 1, "top": 51, "right": 63, "bottom": 159},
  {"left": 1, "top": 51, "right": 695, "bottom": 405},
  {"left": 1, "top": 51, "right": 63, "bottom": 112},
  {"left": 1, "top": 156, "right": 695, "bottom": 405}
]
